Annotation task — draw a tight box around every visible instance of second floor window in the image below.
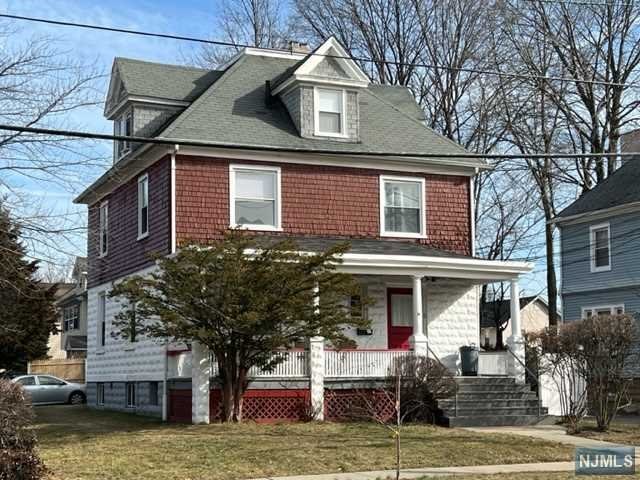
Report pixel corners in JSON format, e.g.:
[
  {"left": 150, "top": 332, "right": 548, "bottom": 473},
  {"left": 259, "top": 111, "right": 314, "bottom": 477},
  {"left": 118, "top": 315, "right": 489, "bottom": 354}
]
[
  {"left": 230, "top": 165, "right": 281, "bottom": 230},
  {"left": 99, "top": 202, "right": 108, "bottom": 256},
  {"left": 380, "top": 176, "right": 425, "bottom": 238},
  {"left": 315, "top": 88, "right": 344, "bottom": 136},
  {"left": 590, "top": 223, "right": 610, "bottom": 272},
  {"left": 63, "top": 304, "right": 80, "bottom": 331},
  {"left": 138, "top": 174, "right": 149, "bottom": 239}
]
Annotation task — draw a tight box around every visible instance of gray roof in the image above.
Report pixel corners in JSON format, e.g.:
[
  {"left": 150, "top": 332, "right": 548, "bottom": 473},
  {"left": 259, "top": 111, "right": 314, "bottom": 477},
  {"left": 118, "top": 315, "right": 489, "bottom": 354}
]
[
  {"left": 556, "top": 159, "right": 640, "bottom": 220},
  {"left": 256, "top": 235, "right": 470, "bottom": 258},
  {"left": 114, "top": 57, "right": 223, "bottom": 102},
  {"left": 480, "top": 296, "right": 538, "bottom": 328},
  {"left": 157, "top": 54, "right": 474, "bottom": 158}
]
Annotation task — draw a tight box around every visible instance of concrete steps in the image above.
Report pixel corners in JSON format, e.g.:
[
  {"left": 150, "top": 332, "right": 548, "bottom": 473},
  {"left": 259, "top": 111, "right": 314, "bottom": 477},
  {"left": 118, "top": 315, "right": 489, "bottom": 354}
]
[{"left": 438, "top": 376, "right": 546, "bottom": 428}]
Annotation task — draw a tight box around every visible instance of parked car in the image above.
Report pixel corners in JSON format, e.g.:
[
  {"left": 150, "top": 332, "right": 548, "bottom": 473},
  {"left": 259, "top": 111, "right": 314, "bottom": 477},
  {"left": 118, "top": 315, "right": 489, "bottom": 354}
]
[{"left": 12, "top": 374, "right": 86, "bottom": 405}]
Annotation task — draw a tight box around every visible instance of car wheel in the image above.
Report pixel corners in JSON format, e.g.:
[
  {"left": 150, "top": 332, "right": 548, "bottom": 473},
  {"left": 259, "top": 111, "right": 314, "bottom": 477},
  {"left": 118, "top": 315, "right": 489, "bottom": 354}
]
[{"left": 69, "top": 392, "right": 85, "bottom": 405}]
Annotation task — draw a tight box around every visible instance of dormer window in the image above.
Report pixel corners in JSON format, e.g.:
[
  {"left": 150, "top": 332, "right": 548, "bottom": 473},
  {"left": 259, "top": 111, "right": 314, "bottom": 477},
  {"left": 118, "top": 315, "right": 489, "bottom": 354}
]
[
  {"left": 115, "top": 110, "right": 132, "bottom": 158},
  {"left": 314, "top": 87, "right": 345, "bottom": 137}
]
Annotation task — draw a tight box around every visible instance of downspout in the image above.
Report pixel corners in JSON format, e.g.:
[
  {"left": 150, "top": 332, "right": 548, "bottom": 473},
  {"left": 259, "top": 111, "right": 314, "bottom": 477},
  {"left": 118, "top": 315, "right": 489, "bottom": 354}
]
[{"left": 163, "top": 143, "right": 179, "bottom": 422}]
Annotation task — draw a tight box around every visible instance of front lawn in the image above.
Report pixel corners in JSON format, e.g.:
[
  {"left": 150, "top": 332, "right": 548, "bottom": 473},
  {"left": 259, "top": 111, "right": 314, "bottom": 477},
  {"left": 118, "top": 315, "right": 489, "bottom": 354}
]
[
  {"left": 420, "top": 474, "right": 640, "bottom": 480},
  {"left": 34, "top": 406, "right": 574, "bottom": 480},
  {"left": 572, "top": 420, "right": 640, "bottom": 446}
]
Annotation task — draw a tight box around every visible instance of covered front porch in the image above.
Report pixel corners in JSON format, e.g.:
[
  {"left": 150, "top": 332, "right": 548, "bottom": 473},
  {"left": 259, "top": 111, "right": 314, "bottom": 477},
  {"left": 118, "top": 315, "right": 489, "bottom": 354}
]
[{"left": 169, "top": 237, "right": 533, "bottom": 424}]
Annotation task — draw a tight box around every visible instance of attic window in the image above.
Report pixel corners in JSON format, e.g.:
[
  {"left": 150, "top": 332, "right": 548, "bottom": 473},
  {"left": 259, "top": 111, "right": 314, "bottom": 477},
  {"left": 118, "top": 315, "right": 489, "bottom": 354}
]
[
  {"left": 314, "top": 88, "right": 345, "bottom": 137},
  {"left": 115, "top": 110, "right": 132, "bottom": 158}
]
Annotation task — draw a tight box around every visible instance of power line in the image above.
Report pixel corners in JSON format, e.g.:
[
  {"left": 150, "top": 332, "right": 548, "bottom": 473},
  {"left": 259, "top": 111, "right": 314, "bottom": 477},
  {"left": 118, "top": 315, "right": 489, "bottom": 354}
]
[
  {"left": 2, "top": 123, "right": 640, "bottom": 160},
  {"left": 0, "top": 12, "right": 636, "bottom": 89}
]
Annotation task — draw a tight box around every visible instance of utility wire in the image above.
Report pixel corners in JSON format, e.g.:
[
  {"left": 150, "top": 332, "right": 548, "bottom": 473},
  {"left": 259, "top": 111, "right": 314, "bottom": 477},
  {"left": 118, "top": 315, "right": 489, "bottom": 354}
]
[
  {"left": 0, "top": 12, "right": 636, "bottom": 88},
  {"left": 2, "top": 124, "right": 640, "bottom": 161}
]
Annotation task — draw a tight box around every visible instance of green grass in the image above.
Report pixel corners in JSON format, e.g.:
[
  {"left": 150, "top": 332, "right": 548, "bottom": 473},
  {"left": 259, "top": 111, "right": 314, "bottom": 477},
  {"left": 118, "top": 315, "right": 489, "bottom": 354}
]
[{"left": 34, "top": 405, "right": 574, "bottom": 480}]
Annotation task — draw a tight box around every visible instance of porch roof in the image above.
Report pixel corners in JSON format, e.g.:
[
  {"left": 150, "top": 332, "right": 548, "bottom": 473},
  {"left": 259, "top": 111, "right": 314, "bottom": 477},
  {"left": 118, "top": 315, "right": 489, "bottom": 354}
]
[{"left": 257, "top": 236, "right": 533, "bottom": 281}]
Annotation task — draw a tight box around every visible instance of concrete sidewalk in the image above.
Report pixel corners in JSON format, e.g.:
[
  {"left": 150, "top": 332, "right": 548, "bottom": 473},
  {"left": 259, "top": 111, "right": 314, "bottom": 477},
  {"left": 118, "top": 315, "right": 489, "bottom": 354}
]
[
  {"left": 251, "top": 461, "right": 576, "bottom": 480},
  {"left": 464, "top": 424, "right": 635, "bottom": 448}
]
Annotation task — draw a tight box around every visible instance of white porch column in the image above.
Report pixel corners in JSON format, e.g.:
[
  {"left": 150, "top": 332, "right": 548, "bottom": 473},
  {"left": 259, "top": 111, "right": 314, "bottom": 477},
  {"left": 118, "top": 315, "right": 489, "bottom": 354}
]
[
  {"left": 309, "top": 280, "right": 325, "bottom": 420},
  {"left": 191, "top": 341, "right": 211, "bottom": 424},
  {"left": 507, "top": 279, "right": 526, "bottom": 384},
  {"left": 410, "top": 275, "right": 428, "bottom": 356},
  {"left": 309, "top": 336, "right": 325, "bottom": 420}
]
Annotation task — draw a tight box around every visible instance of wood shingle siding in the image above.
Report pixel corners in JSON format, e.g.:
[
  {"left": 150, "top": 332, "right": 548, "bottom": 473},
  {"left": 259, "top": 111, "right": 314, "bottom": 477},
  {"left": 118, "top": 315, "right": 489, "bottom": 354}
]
[
  {"left": 87, "top": 157, "right": 171, "bottom": 288},
  {"left": 175, "top": 155, "right": 471, "bottom": 255}
]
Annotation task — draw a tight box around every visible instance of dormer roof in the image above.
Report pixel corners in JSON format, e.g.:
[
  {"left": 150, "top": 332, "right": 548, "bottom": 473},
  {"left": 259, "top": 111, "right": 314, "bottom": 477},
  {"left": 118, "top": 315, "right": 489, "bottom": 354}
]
[
  {"left": 104, "top": 58, "right": 224, "bottom": 118},
  {"left": 270, "top": 37, "right": 370, "bottom": 94}
]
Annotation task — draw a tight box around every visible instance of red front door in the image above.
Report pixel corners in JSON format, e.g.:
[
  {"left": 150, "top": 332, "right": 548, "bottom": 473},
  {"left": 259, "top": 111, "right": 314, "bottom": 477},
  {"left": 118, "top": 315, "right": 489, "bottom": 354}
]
[{"left": 387, "top": 288, "right": 413, "bottom": 350}]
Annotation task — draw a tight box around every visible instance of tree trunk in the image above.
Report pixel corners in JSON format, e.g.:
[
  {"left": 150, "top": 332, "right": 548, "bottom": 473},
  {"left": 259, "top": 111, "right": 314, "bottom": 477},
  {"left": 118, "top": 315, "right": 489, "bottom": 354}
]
[{"left": 545, "top": 218, "right": 559, "bottom": 326}]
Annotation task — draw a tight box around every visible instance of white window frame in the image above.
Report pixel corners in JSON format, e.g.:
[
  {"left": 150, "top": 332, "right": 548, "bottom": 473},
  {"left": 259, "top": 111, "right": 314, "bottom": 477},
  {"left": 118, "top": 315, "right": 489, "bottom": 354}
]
[
  {"left": 137, "top": 174, "right": 149, "bottom": 240},
  {"left": 97, "top": 383, "right": 105, "bottom": 406},
  {"left": 590, "top": 222, "right": 611, "bottom": 273},
  {"left": 379, "top": 175, "right": 426, "bottom": 239},
  {"left": 581, "top": 304, "right": 624, "bottom": 319},
  {"left": 126, "top": 382, "right": 136, "bottom": 408},
  {"left": 115, "top": 109, "right": 132, "bottom": 159},
  {"left": 99, "top": 201, "right": 108, "bottom": 257},
  {"left": 313, "top": 87, "right": 347, "bottom": 138},
  {"left": 229, "top": 164, "right": 282, "bottom": 231},
  {"left": 98, "top": 292, "right": 107, "bottom": 349},
  {"left": 63, "top": 304, "right": 80, "bottom": 332}
]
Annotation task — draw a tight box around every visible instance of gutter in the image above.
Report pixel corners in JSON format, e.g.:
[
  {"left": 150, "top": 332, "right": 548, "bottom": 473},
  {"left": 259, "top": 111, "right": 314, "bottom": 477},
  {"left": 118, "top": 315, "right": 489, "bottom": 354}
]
[{"left": 550, "top": 201, "right": 640, "bottom": 226}]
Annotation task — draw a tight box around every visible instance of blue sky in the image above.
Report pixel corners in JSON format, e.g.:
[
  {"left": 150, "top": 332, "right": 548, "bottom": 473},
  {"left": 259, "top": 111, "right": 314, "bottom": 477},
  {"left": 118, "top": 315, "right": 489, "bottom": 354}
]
[{"left": 0, "top": 1, "right": 549, "bottom": 297}]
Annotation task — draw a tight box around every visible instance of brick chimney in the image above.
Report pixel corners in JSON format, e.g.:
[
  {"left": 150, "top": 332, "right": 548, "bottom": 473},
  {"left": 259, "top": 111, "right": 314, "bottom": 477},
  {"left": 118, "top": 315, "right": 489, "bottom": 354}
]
[{"left": 288, "top": 40, "right": 310, "bottom": 54}]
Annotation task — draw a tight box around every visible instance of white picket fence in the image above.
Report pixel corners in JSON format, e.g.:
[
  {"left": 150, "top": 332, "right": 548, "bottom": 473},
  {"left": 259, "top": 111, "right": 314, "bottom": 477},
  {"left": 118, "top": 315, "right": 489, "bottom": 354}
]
[
  {"left": 325, "top": 349, "right": 413, "bottom": 378},
  {"left": 168, "top": 349, "right": 414, "bottom": 379}
]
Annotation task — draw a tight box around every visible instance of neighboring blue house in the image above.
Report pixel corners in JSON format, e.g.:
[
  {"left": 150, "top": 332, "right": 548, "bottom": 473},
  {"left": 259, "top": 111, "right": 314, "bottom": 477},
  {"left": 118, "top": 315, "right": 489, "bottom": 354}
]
[{"left": 553, "top": 134, "right": 640, "bottom": 378}]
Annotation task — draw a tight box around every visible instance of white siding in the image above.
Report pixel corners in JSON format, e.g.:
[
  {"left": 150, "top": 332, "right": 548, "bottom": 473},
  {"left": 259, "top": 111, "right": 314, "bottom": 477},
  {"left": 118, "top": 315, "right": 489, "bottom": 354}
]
[
  {"left": 426, "top": 280, "right": 479, "bottom": 372},
  {"left": 86, "top": 265, "right": 165, "bottom": 382}
]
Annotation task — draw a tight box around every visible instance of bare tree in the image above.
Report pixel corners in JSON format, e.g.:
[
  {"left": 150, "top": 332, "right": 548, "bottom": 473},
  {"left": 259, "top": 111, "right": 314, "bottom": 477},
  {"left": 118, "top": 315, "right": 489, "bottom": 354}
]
[
  {"left": 187, "top": 0, "right": 293, "bottom": 68},
  {"left": 0, "top": 23, "right": 104, "bottom": 270},
  {"left": 513, "top": 1, "right": 640, "bottom": 187}
]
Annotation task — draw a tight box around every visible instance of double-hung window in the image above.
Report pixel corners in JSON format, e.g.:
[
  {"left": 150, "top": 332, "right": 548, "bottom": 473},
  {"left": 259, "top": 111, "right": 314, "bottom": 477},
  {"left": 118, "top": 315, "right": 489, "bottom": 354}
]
[
  {"left": 63, "top": 304, "right": 80, "bottom": 331},
  {"left": 99, "top": 201, "right": 108, "bottom": 257},
  {"left": 229, "top": 165, "right": 281, "bottom": 230},
  {"left": 137, "top": 174, "right": 149, "bottom": 239},
  {"left": 315, "top": 88, "right": 345, "bottom": 136},
  {"left": 98, "top": 293, "right": 106, "bottom": 348},
  {"left": 590, "top": 223, "right": 611, "bottom": 272},
  {"left": 380, "top": 176, "right": 426, "bottom": 238},
  {"left": 115, "top": 110, "right": 132, "bottom": 158}
]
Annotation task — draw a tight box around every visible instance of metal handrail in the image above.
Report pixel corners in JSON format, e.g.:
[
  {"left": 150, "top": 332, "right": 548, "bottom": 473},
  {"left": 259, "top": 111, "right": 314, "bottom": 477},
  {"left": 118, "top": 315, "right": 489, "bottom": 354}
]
[
  {"left": 426, "top": 344, "right": 458, "bottom": 417},
  {"left": 505, "top": 345, "right": 542, "bottom": 418}
]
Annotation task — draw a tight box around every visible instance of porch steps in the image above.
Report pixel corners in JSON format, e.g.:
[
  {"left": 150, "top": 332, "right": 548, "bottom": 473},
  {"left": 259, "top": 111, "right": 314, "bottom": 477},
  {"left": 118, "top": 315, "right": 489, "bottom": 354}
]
[{"left": 439, "top": 377, "right": 547, "bottom": 428}]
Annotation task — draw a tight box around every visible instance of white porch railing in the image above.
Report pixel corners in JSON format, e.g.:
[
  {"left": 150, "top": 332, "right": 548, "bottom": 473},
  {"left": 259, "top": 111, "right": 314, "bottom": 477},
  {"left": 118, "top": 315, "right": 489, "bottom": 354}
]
[
  {"left": 478, "top": 351, "right": 509, "bottom": 376},
  {"left": 325, "top": 349, "right": 413, "bottom": 378},
  {"left": 168, "top": 349, "right": 416, "bottom": 379}
]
